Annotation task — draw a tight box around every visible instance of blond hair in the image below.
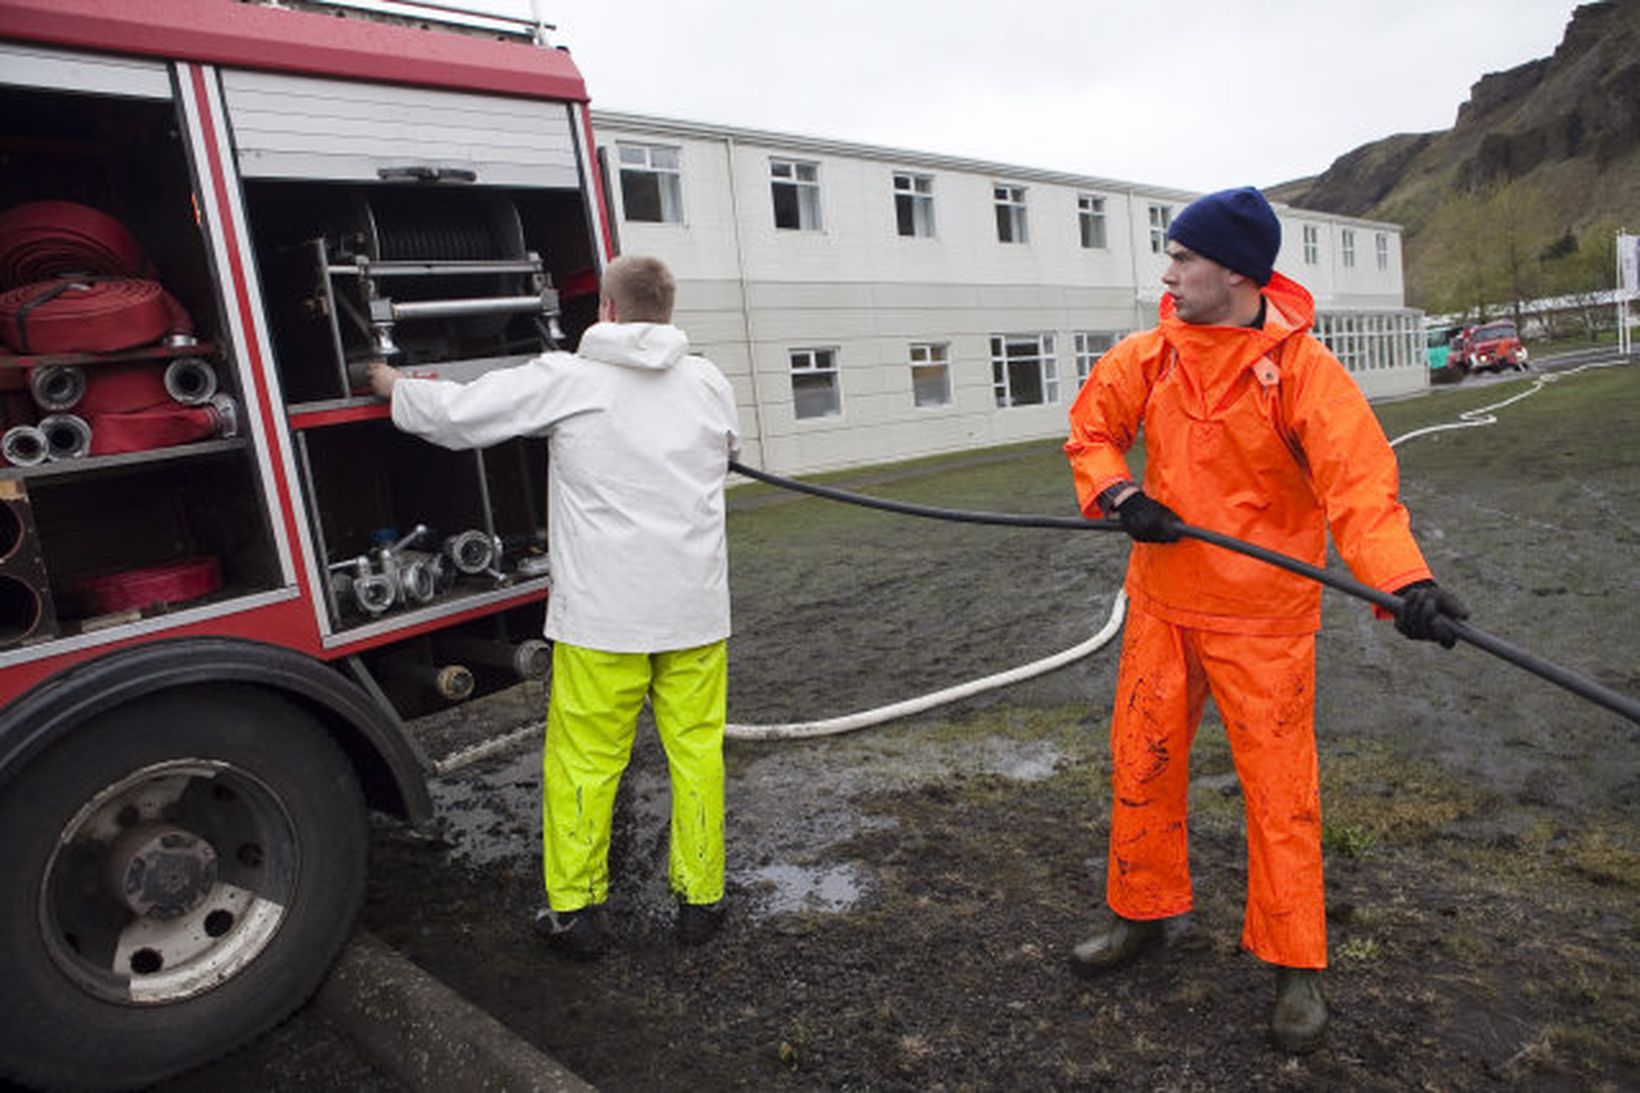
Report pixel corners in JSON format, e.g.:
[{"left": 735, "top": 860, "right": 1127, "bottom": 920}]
[{"left": 600, "top": 255, "right": 675, "bottom": 323}]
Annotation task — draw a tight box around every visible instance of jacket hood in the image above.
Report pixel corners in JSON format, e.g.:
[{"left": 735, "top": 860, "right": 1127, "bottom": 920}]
[
  {"left": 1157, "top": 271, "right": 1315, "bottom": 393},
  {"left": 577, "top": 321, "right": 689, "bottom": 371}
]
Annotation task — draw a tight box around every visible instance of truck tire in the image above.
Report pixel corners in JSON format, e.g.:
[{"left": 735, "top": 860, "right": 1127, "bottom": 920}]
[{"left": 0, "top": 685, "right": 368, "bottom": 1090}]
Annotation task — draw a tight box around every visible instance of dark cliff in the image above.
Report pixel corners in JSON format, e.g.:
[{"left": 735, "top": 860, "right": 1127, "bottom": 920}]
[{"left": 1267, "top": 1, "right": 1640, "bottom": 310}]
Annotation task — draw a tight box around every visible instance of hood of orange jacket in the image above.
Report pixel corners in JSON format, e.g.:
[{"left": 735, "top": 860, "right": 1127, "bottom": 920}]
[{"left": 1155, "top": 271, "right": 1311, "bottom": 403}]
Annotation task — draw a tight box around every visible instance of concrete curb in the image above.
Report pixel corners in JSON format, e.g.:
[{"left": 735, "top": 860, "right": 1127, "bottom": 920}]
[{"left": 316, "top": 933, "right": 594, "bottom": 1092}]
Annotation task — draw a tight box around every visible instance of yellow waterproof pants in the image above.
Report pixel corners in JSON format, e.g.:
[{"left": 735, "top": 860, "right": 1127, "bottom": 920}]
[{"left": 542, "top": 640, "right": 727, "bottom": 912}]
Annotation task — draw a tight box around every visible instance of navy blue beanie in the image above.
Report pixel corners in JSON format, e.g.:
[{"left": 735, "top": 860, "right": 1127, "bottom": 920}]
[{"left": 1167, "top": 187, "right": 1281, "bottom": 285}]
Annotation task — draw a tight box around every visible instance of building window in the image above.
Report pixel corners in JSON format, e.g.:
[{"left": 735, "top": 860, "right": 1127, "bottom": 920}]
[
  {"left": 1073, "top": 331, "right": 1118, "bottom": 383},
  {"left": 909, "top": 342, "right": 951, "bottom": 407},
  {"left": 990, "top": 333, "right": 1058, "bottom": 407},
  {"left": 790, "top": 347, "right": 840, "bottom": 418},
  {"left": 616, "top": 142, "right": 682, "bottom": 223},
  {"left": 1078, "top": 194, "right": 1107, "bottom": 249},
  {"left": 771, "top": 158, "right": 822, "bottom": 231},
  {"left": 1149, "top": 204, "right": 1172, "bottom": 253},
  {"left": 1376, "top": 232, "right": 1390, "bottom": 271},
  {"left": 1341, "top": 229, "right": 1356, "bottom": 268},
  {"left": 1303, "top": 224, "right": 1320, "bottom": 265},
  {"left": 994, "top": 184, "right": 1028, "bottom": 243},
  {"left": 894, "top": 172, "right": 935, "bottom": 238}
]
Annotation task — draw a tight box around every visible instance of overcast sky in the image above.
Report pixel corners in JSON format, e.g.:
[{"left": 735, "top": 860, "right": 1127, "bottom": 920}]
[{"left": 420, "top": 0, "right": 1579, "bottom": 194}]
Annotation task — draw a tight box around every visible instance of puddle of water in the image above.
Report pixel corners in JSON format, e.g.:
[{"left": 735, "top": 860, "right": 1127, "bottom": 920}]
[
  {"left": 990, "top": 748, "right": 1060, "bottom": 782},
  {"left": 973, "top": 739, "right": 1063, "bottom": 783},
  {"left": 746, "top": 862, "right": 868, "bottom": 917}
]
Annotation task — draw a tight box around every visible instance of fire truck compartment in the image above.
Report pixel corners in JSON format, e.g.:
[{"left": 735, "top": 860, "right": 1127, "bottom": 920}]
[{"left": 1, "top": 78, "right": 280, "bottom": 647}]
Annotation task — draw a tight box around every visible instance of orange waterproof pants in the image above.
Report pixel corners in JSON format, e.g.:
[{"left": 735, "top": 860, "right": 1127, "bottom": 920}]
[{"left": 1105, "top": 602, "right": 1327, "bottom": 968}]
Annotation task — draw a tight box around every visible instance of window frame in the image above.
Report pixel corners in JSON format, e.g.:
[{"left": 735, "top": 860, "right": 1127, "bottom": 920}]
[
  {"left": 1341, "top": 228, "right": 1356, "bottom": 268},
  {"left": 1148, "top": 204, "right": 1172, "bottom": 253},
  {"left": 1073, "top": 330, "right": 1118, "bottom": 384},
  {"left": 789, "top": 346, "right": 841, "bottom": 419},
  {"left": 1303, "top": 224, "right": 1320, "bottom": 265},
  {"left": 614, "top": 141, "right": 684, "bottom": 224},
  {"left": 1375, "top": 232, "right": 1390, "bottom": 271},
  {"left": 994, "top": 183, "right": 1029, "bottom": 244},
  {"left": 989, "top": 332, "right": 1059, "bottom": 408},
  {"left": 770, "top": 156, "right": 823, "bottom": 231},
  {"left": 894, "top": 171, "right": 936, "bottom": 238},
  {"left": 908, "top": 341, "right": 952, "bottom": 408},
  {"left": 1077, "top": 193, "right": 1108, "bottom": 249}
]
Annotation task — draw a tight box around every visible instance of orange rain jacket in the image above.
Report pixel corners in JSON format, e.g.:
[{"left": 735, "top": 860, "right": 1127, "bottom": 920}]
[{"left": 1066, "top": 272, "right": 1431, "bottom": 634}]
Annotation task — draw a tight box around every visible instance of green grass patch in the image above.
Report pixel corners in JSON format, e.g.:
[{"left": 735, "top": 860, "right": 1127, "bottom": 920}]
[{"left": 1319, "top": 741, "right": 1483, "bottom": 845}]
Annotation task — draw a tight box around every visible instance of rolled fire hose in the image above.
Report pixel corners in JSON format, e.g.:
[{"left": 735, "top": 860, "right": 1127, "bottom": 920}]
[
  {"left": 75, "top": 361, "right": 170, "bottom": 415},
  {"left": 0, "top": 278, "right": 191, "bottom": 355},
  {"left": 0, "top": 200, "right": 192, "bottom": 354},
  {"left": 0, "top": 199, "right": 151, "bottom": 288},
  {"left": 728, "top": 460, "right": 1640, "bottom": 727}
]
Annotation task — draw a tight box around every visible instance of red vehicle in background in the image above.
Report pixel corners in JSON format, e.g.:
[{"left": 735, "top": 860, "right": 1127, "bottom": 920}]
[{"left": 1456, "top": 320, "right": 1530, "bottom": 373}]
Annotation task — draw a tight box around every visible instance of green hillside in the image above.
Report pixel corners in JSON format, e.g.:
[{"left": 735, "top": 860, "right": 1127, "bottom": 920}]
[{"left": 1267, "top": 1, "right": 1640, "bottom": 322}]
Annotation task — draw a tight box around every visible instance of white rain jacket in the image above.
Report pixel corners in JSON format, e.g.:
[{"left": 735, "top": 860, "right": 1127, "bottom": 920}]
[{"left": 390, "top": 322, "right": 741, "bottom": 653}]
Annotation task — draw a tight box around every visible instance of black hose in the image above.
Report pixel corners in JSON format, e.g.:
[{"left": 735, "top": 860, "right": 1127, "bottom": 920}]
[{"left": 730, "top": 460, "right": 1640, "bottom": 726}]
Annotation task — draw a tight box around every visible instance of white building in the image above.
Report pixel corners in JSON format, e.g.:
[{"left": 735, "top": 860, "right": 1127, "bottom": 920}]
[{"left": 591, "top": 111, "right": 1426, "bottom": 476}]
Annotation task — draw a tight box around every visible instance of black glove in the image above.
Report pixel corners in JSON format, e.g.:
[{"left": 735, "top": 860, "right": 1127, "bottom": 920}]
[
  {"left": 1393, "top": 579, "right": 1470, "bottom": 649},
  {"left": 1114, "top": 491, "right": 1183, "bottom": 543}
]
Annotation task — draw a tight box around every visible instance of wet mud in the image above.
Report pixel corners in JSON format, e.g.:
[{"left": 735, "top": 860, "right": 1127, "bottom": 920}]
[{"left": 355, "top": 362, "right": 1640, "bottom": 1089}]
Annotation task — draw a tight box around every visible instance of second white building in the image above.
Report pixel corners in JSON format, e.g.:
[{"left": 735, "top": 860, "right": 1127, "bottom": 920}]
[{"left": 592, "top": 112, "right": 1425, "bottom": 476}]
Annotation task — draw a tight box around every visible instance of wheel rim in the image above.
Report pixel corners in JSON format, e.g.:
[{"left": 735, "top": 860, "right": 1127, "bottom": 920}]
[{"left": 39, "top": 759, "right": 298, "bottom": 1004}]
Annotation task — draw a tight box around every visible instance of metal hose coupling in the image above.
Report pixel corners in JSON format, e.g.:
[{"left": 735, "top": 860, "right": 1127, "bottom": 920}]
[
  {"left": 433, "top": 664, "right": 475, "bottom": 702},
  {"left": 28, "top": 364, "right": 86, "bottom": 411},
  {"left": 395, "top": 550, "right": 448, "bottom": 605},
  {"left": 205, "top": 393, "right": 239, "bottom": 438},
  {"left": 351, "top": 572, "right": 396, "bottom": 616},
  {"left": 2, "top": 424, "right": 48, "bottom": 467},
  {"left": 327, "top": 555, "right": 395, "bottom": 616},
  {"left": 39, "top": 413, "right": 92, "bottom": 460},
  {"left": 442, "top": 529, "right": 497, "bottom": 575},
  {"left": 163, "top": 357, "right": 218, "bottom": 405}
]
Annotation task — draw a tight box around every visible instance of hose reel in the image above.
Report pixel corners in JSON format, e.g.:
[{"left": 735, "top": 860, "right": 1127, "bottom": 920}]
[{"left": 320, "top": 188, "right": 564, "bottom": 374}]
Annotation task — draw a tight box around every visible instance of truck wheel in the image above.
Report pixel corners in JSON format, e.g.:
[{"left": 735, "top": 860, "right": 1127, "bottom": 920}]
[{"left": 0, "top": 686, "right": 367, "bottom": 1090}]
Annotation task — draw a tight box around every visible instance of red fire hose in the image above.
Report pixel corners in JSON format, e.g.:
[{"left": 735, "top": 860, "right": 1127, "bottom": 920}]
[
  {"left": 0, "top": 200, "right": 150, "bottom": 287},
  {"left": 0, "top": 279, "right": 187, "bottom": 354},
  {"left": 0, "top": 200, "right": 191, "bottom": 355}
]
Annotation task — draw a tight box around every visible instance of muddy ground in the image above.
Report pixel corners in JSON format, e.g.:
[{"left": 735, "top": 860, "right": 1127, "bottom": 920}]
[{"left": 215, "top": 361, "right": 1640, "bottom": 1089}]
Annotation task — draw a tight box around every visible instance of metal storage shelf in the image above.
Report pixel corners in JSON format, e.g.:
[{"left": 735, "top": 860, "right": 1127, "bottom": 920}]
[
  {"left": 0, "top": 340, "right": 222, "bottom": 383},
  {"left": 0, "top": 437, "right": 247, "bottom": 482},
  {"left": 320, "top": 573, "right": 550, "bottom": 649}
]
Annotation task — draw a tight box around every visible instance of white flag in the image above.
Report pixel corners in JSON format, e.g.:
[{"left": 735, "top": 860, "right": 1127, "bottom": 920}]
[{"left": 1620, "top": 233, "right": 1640, "bottom": 296}]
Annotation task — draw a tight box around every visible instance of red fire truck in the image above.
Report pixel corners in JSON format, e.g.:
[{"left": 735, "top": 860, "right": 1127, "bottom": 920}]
[{"left": 0, "top": 1, "right": 609, "bottom": 1085}]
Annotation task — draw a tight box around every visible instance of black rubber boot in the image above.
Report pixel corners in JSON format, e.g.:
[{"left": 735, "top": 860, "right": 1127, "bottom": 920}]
[
  {"left": 676, "top": 900, "right": 727, "bottom": 946},
  {"left": 532, "top": 905, "right": 612, "bottom": 961},
  {"left": 1068, "top": 910, "right": 1165, "bottom": 978},
  {"left": 1269, "top": 966, "right": 1328, "bottom": 1054}
]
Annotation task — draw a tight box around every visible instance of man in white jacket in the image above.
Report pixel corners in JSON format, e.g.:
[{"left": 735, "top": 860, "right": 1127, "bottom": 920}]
[{"left": 369, "top": 255, "right": 741, "bottom": 959}]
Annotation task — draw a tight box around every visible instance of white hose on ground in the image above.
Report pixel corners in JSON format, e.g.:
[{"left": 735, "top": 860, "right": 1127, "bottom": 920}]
[
  {"left": 725, "top": 591, "right": 1127, "bottom": 741},
  {"left": 1390, "top": 359, "right": 1623, "bottom": 448},
  {"left": 724, "top": 356, "right": 1629, "bottom": 741}
]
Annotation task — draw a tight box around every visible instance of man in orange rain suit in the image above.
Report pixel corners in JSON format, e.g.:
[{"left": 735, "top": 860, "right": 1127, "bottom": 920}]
[{"left": 1063, "top": 186, "right": 1469, "bottom": 1054}]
